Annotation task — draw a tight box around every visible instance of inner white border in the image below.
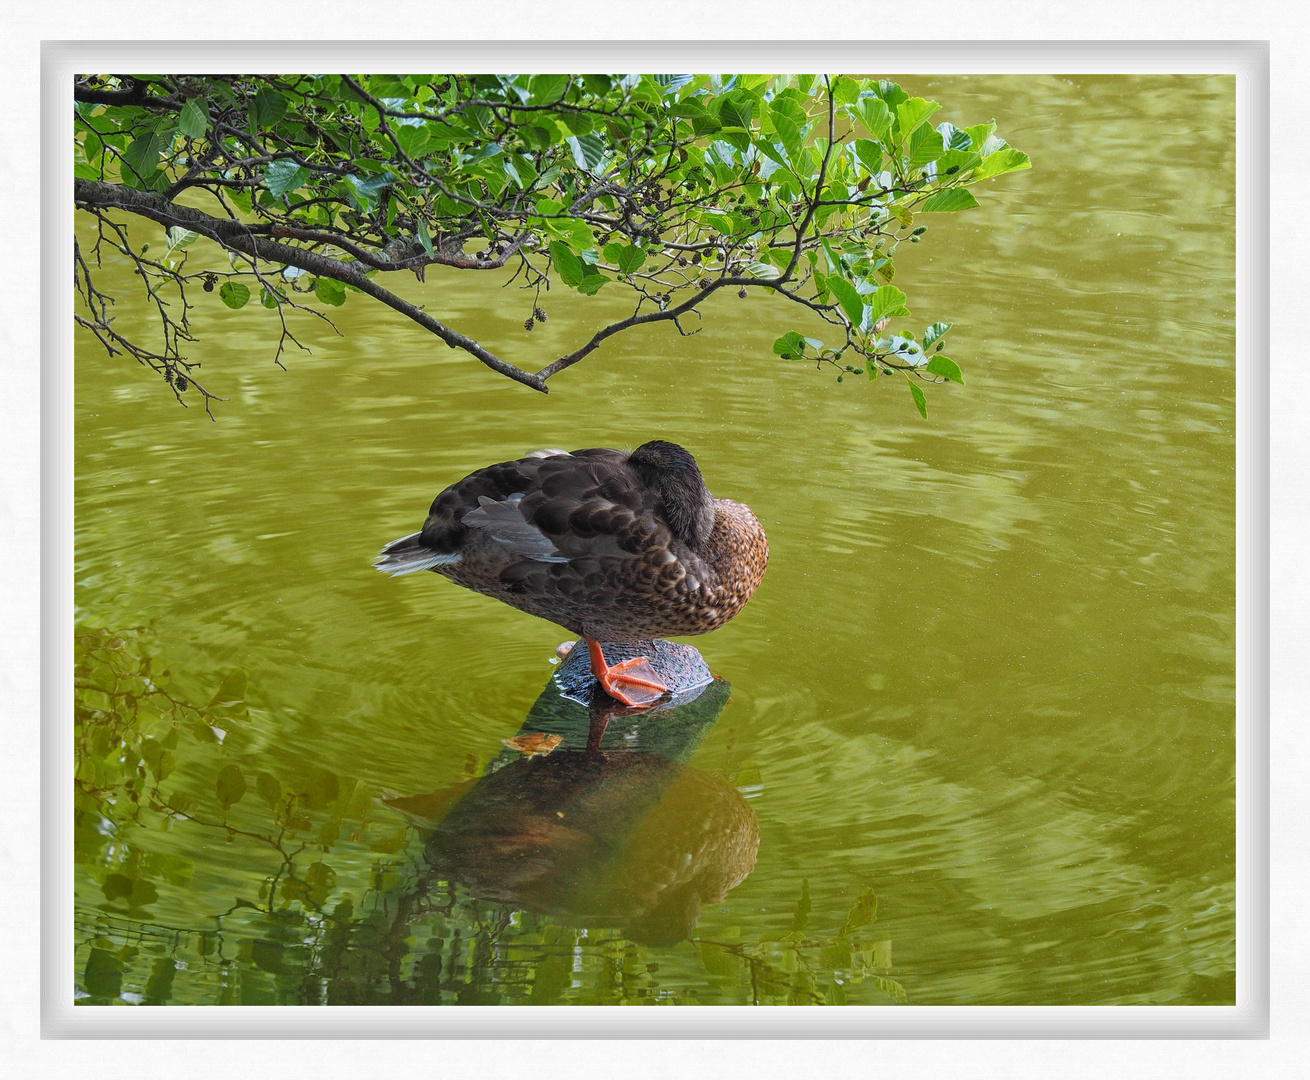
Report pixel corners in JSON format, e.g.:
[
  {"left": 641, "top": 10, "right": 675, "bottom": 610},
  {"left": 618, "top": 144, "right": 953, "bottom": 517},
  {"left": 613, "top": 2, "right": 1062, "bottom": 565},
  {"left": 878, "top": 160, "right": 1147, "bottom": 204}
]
[{"left": 40, "top": 39, "right": 1265, "bottom": 1042}]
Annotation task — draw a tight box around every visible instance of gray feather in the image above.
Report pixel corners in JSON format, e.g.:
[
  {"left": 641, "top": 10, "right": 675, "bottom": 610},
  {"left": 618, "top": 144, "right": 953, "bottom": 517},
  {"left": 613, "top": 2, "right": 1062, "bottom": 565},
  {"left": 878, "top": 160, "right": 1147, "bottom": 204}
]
[
  {"left": 374, "top": 531, "right": 462, "bottom": 576},
  {"left": 462, "top": 494, "right": 570, "bottom": 563}
]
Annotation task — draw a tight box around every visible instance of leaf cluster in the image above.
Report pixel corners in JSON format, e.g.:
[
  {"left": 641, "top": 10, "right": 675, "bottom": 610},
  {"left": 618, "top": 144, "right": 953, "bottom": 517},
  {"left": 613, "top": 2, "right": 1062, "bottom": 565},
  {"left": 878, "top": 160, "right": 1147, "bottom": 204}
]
[{"left": 73, "top": 73, "right": 1028, "bottom": 413}]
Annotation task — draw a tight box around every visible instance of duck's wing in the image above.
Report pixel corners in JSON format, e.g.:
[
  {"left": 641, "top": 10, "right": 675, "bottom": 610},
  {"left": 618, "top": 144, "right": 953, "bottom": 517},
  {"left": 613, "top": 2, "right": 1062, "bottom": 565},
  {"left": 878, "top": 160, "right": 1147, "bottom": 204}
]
[
  {"left": 461, "top": 493, "right": 569, "bottom": 563},
  {"left": 411, "top": 448, "right": 665, "bottom": 565},
  {"left": 515, "top": 449, "right": 667, "bottom": 560}
]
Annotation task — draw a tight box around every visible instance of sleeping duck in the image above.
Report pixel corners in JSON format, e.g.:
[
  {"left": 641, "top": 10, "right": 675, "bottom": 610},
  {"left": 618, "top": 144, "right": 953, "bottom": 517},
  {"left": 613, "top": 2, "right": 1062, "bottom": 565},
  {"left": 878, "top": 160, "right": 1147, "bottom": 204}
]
[{"left": 374, "top": 440, "right": 768, "bottom": 706}]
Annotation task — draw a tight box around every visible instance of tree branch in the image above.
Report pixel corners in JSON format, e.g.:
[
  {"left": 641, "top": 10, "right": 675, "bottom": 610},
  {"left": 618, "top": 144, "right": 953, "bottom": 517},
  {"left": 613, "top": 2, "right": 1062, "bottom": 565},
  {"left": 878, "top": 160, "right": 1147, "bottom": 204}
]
[{"left": 74, "top": 178, "right": 548, "bottom": 393}]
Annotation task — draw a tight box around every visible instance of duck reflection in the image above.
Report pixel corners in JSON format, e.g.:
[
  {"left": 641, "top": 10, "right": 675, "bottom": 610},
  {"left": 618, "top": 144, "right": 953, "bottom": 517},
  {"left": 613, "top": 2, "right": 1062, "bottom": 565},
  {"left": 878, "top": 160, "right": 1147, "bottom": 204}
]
[{"left": 393, "top": 640, "right": 759, "bottom": 946}]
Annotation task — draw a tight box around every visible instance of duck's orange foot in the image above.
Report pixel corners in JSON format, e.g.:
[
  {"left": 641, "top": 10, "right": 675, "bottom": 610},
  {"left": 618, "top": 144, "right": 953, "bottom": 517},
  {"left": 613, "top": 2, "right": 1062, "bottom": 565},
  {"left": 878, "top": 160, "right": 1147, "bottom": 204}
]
[{"left": 586, "top": 639, "right": 669, "bottom": 707}]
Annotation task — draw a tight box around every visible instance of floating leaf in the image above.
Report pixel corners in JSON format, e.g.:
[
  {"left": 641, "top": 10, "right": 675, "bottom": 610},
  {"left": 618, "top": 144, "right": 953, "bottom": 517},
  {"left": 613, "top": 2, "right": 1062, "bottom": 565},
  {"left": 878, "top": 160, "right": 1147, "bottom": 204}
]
[{"left": 502, "top": 733, "right": 563, "bottom": 757}]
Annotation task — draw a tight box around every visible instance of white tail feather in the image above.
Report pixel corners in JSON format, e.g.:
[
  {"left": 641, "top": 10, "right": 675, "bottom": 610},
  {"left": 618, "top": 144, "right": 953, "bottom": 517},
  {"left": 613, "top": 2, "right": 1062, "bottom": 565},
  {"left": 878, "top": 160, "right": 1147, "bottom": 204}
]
[{"left": 373, "top": 532, "right": 461, "bottom": 576}]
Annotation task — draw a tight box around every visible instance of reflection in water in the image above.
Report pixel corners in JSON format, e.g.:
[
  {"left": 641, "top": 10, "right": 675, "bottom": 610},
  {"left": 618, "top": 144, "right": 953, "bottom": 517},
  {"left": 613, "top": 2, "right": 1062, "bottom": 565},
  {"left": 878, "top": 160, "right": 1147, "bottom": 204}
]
[
  {"left": 74, "top": 75, "right": 1237, "bottom": 1006},
  {"left": 74, "top": 627, "right": 899, "bottom": 1005},
  {"left": 417, "top": 647, "right": 757, "bottom": 946}
]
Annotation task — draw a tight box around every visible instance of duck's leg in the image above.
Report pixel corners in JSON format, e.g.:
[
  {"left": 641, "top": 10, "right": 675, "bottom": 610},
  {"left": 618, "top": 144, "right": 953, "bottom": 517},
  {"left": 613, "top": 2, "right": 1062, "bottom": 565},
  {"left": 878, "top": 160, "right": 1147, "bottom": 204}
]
[{"left": 585, "top": 638, "right": 669, "bottom": 707}]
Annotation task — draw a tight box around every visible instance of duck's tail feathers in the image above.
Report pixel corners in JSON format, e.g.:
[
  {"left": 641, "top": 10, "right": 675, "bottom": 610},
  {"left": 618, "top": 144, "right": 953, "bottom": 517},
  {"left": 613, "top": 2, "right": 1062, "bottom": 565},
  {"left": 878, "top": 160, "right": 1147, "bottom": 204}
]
[{"left": 373, "top": 532, "right": 461, "bottom": 576}]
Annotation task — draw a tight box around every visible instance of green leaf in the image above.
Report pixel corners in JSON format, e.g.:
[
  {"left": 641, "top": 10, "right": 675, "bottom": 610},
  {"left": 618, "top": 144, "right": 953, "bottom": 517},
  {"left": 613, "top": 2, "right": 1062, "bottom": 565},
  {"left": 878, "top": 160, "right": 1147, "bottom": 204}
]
[
  {"left": 747, "top": 261, "right": 780, "bottom": 280},
  {"left": 345, "top": 173, "right": 393, "bottom": 212},
  {"left": 548, "top": 241, "right": 585, "bottom": 287},
  {"left": 415, "top": 216, "right": 434, "bottom": 257},
  {"left": 218, "top": 281, "right": 250, "bottom": 309},
  {"left": 908, "top": 380, "right": 928, "bottom": 419},
  {"left": 121, "top": 128, "right": 169, "bottom": 180},
  {"left": 714, "top": 91, "right": 754, "bottom": 131},
  {"left": 575, "top": 273, "right": 611, "bottom": 296},
  {"left": 920, "top": 187, "right": 980, "bottom": 213},
  {"left": 216, "top": 763, "right": 247, "bottom": 810},
  {"left": 773, "top": 331, "right": 809, "bottom": 359},
  {"left": 906, "top": 124, "right": 944, "bottom": 169},
  {"left": 140, "top": 737, "right": 175, "bottom": 782},
  {"left": 831, "top": 75, "right": 860, "bottom": 107},
  {"left": 769, "top": 105, "right": 804, "bottom": 162},
  {"left": 896, "top": 97, "right": 941, "bottom": 138},
  {"left": 939, "top": 122, "right": 973, "bottom": 151},
  {"left": 973, "top": 146, "right": 1032, "bottom": 181},
  {"left": 653, "top": 73, "right": 695, "bottom": 96},
  {"left": 602, "top": 243, "right": 645, "bottom": 275},
  {"left": 392, "top": 124, "right": 429, "bottom": 159},
  {"left": 178, "top": 97, "right": 209, "bottom": 139},
  {"left": 314, "top": 277, "right": 346, "bottom": 307},
  {"left": 827, "top": 276, "right": 866, "bottom": 325},
  {"left": 252, "top": 86, "right": 287, "bottom": 129},
  {"left": 868, "top": 285, "right": 909, "bottom": 324},
  {"left": 566, "top": 133, "right": 606, "bottom": 171},
  {"left": 265, "top": 159, "right": 309, "bottom": 199},
  {"left": 926, "top": 354, "right": 964, "bottom": 384},
  {"left": 164, "top": 227, "right": 198, "bottom": 255},
  {"left": 528, "top": 73, "right": 569, "bottom": 105},
  {"left": 855, "top": 96, "right": 892, "bottom": 141},
  {"left": 923, "top": 321, "right": 952, "bottom": 349}
]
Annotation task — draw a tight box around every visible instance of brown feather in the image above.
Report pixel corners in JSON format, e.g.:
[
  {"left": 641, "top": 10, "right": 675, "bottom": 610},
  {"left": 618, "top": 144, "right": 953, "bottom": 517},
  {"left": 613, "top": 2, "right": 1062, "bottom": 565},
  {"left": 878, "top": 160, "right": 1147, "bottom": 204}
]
[{"left": 376, "top": 442, "right": 768, "bottom": 643}]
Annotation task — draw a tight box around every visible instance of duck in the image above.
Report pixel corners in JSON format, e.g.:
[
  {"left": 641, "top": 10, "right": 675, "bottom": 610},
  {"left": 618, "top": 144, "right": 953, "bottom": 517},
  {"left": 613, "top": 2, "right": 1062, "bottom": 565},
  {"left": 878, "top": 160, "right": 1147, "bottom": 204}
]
[{"left": 374, "top": 440, "right": 768, "bottom": 706}]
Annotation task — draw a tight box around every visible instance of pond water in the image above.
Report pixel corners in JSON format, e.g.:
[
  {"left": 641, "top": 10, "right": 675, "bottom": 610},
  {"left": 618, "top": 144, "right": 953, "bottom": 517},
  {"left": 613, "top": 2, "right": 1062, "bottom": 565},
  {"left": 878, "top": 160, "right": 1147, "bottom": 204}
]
[{"left": 73, "top": 74, "right": 1235, "bottom": 1007}]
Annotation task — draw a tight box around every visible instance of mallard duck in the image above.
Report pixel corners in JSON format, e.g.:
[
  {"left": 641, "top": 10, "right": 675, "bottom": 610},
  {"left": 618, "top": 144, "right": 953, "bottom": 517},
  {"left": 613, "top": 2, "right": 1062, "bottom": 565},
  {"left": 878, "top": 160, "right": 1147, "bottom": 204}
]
[{"left": 375, "top": 441, "right": 768, "bottom": 705}]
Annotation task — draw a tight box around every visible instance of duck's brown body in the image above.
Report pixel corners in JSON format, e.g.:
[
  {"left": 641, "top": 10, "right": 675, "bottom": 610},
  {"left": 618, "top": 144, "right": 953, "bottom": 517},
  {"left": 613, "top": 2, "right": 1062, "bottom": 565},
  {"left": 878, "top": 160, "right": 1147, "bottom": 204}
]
[{"left": 376, "top": 443, "right": 768, "bottom": 649}]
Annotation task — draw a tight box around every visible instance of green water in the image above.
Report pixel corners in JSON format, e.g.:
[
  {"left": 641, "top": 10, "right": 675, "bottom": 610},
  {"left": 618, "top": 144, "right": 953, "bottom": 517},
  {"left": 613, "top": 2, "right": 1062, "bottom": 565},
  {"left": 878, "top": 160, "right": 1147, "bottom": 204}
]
[{"left": 73, "top": 74, "right": 1235, "bottom": 1006}]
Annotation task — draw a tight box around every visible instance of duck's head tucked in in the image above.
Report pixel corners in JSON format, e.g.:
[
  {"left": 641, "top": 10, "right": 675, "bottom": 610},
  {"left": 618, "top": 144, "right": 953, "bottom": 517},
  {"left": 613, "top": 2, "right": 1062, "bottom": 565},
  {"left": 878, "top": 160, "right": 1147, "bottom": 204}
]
[{"left": 375, "top": 440, "right": 768, "bottom": 705}]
